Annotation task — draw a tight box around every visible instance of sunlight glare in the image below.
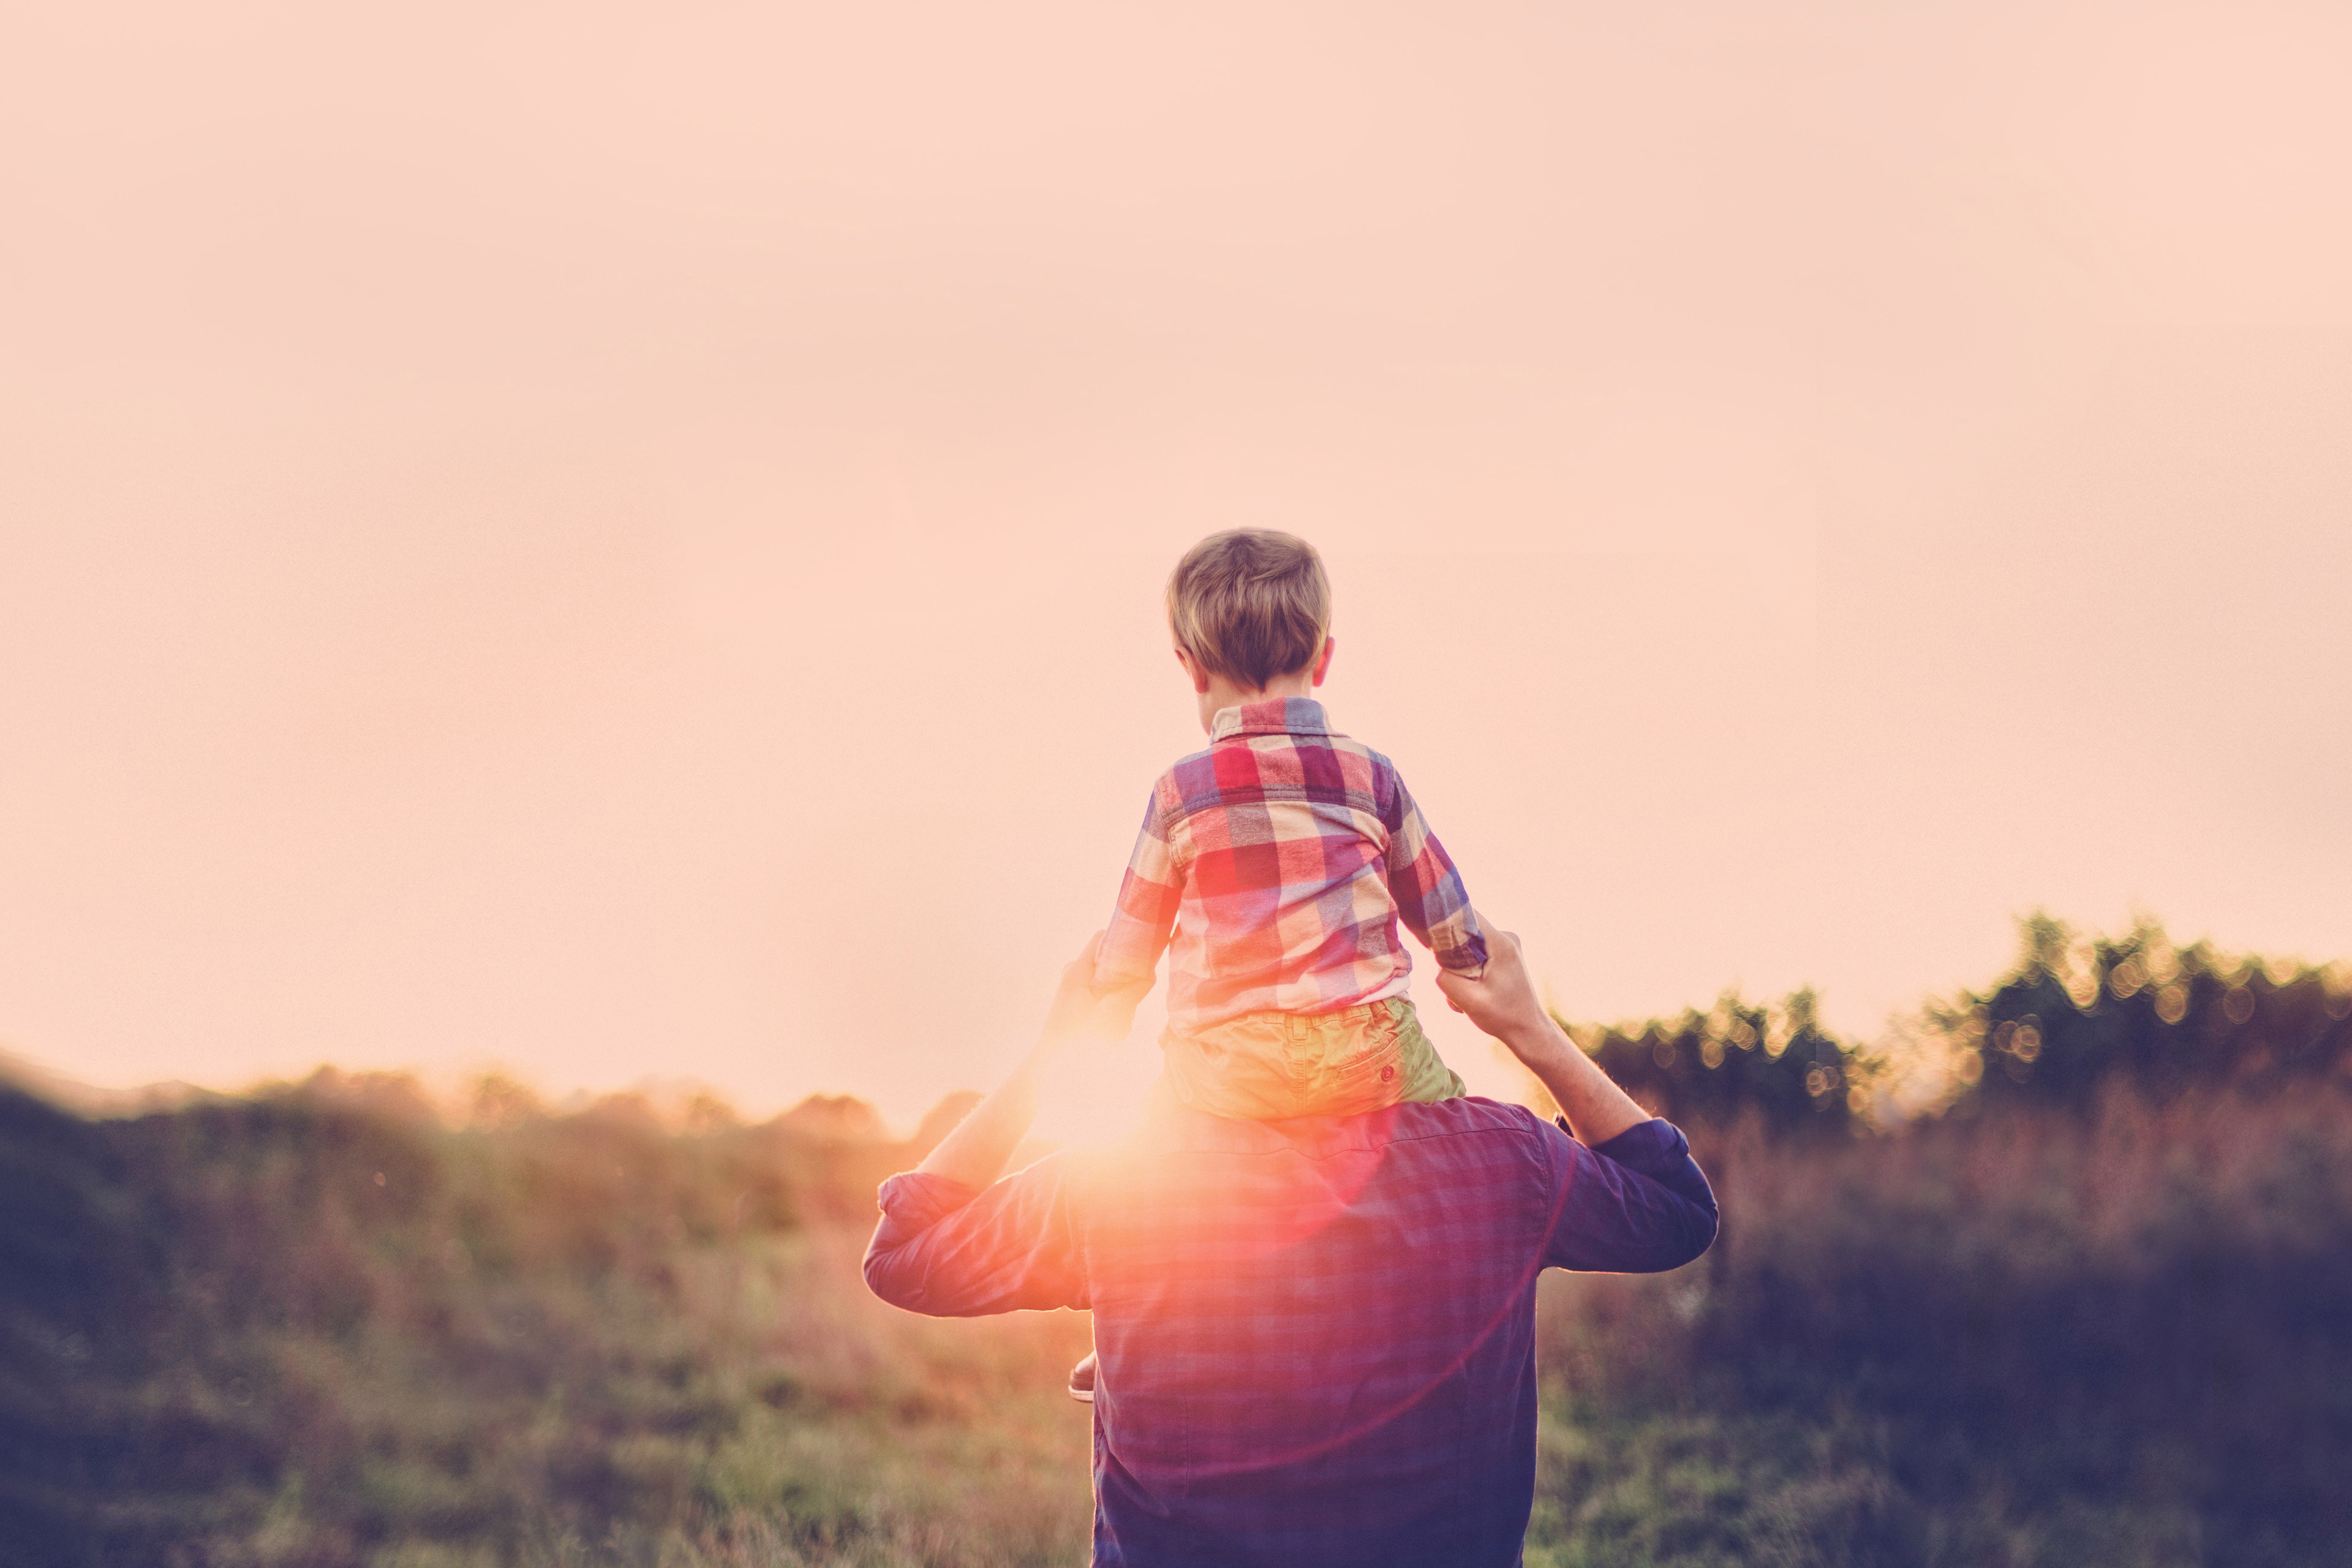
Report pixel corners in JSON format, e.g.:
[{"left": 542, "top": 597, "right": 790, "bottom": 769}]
[{"left": 1030, "top": 991, "right": 1167, "bottom": 1147}]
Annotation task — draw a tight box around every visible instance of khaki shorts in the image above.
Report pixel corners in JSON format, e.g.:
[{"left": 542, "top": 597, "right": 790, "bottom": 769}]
[{"left": 1159, "top": 997, "right": 1466, "bottom": 1120}]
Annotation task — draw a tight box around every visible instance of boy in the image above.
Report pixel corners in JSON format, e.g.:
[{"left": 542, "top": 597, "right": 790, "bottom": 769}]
[{"left": 1070, "top": 528, "right": 1488, "bottom": 1398}]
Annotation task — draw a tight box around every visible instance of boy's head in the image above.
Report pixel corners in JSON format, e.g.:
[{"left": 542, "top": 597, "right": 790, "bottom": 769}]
[{"left": 1166, "top": 530, "right": 1332, "bottom": 701}]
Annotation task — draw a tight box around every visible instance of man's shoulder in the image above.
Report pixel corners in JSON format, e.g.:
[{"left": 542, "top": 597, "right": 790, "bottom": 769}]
[
  {"left": 1379, "top": 1094, "right": 1561, "bottom": 1154},
  {"left": 1085, "top": 1097, "right": 1569, "bottom": 1234},
  {"left": 1141, "top": 1095, "right": 1559, "bottom": 1160}
]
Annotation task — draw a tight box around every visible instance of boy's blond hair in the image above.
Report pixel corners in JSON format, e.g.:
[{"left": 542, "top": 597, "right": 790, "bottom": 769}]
[{"left": 1166, "top": 529, "right": 1332, "bottom": 690}]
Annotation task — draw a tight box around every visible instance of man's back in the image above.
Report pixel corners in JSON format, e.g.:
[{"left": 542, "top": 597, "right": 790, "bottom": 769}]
[{"left": 864, "top": 1095, "right": 1717, "bottom": 1567}]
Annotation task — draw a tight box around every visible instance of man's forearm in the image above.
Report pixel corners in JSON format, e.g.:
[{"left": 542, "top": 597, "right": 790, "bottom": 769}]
[
  {"left": 914, "top": 1052, "right": 1043, "bottom": 1189},
  {"left": 910, "top": 932, "right": 1127, "bottom": 1189},
  {"left": 1503, "top": 1016, "right": 1650, "bottom": 1147}
]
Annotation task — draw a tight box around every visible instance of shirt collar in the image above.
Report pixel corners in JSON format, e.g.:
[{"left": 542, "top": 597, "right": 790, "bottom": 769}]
[{"left": 1209, "top": 696, "right": 1332, "bottom": 742}]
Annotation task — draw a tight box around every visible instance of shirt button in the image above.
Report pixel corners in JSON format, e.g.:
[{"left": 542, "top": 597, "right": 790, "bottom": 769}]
[{"left": 1381, "top": 1066, "right": 1395, "bottom": 1081}]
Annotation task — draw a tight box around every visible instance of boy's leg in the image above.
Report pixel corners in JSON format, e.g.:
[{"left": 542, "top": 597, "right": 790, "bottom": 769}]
[
  {"left": 1378, "top": 998, "right": 1468, "bottom": 1104},
  {"left": 1159, "top": 1000, "right": 1464, "bottom": 1119},
  {"left": 1158, "top": 1013, "right": 1316, "bottom": 1118}
]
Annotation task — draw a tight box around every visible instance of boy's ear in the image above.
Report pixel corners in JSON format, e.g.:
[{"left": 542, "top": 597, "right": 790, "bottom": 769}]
[
  {"left": 1174, "top": 644, "right": 1213, "bottom": 694},
  {"left": 1310, "top": 635, "right": 1336, "bottom": 687}
]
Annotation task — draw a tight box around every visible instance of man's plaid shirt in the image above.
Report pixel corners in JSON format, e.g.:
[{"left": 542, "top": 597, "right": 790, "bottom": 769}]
[
  {"left": 1095, "top": 698, "right": 1487, "bottom": 1028},
  {"left": 864, "top": 1098, "right": 1719, "bottom": 1566}
]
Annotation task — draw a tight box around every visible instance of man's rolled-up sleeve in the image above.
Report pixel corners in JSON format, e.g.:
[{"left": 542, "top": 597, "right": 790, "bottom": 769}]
[
  {"left": 862, "top": 1157, "right": 1090, "bottom": 1317},
  {"left": 1540, "top": 1118, "right": 1719, "bottom": 1274}
]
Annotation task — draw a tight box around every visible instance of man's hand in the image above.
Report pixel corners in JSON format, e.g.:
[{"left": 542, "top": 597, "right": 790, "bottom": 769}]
[
  {"left": 1434, "top": 930, "right": 1547, "bottom": 1043},
  {"left": 1039, "top": 935, "right": 1109, "bottom": 1049},
  {"left": 1434, "top": 928, "right": 1652, "bottom": 1148},
  {"left": 1085, "top": 976, "right": 1153, "bottom": 1041},
  {"left": 1041, "top": 934, "right": 1149, "bottom": 1053},
  {"left": 918, "top": 932, "right": 1126, "bottom": 1189}
]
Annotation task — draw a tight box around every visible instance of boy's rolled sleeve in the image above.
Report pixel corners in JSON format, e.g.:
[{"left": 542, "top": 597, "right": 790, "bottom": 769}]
[
  {"left": 1095, "top": 787, "right": 1184, "bottom": 995},
  {"left": 1379, "top": 772, "right": 1488, "bottom": 973},
  {"left": 862, "top": 1158, "right": 1089, "bottom": 1318},
  {"left": 1540, "top": 1118, "right": 1719, "bottom": 1275}
]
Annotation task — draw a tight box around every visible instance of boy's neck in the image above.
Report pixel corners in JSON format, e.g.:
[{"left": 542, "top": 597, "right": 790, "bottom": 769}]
[
  {"left": 1177, "top": 633, "right": 1335, "bottom": 736},
  {"left": 1196, "top": 669, "right": 1318, "bottom": 734}
]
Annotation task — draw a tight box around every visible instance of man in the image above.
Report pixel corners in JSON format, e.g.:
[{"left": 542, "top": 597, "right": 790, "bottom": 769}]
[{"left": 864, "top": 931, "right": 1717, "bottom": 1567}]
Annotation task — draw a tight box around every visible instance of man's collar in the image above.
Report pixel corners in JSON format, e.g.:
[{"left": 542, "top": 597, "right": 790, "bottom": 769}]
[{"left": 1209, "top": 696, "right": 1332, "bottom": 742}]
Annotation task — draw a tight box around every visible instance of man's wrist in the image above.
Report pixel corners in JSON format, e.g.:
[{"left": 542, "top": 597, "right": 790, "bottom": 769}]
[{"left": 1500, "top": 1014, "right": 1574, "bottom": 1070}]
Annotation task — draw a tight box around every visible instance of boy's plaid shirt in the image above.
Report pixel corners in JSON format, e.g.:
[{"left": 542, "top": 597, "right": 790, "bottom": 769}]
[{"left": 1095, "top": 698, "right": 1487, "bottom": 1028}]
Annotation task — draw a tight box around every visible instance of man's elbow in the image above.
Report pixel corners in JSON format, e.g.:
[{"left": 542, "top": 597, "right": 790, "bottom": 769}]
[
  {"left": 1665, "top": 1197, "right": 1720, "bottom": 1271},
  {"left": 861, "top": 1236, "right": 927, "bottom": 1313}
]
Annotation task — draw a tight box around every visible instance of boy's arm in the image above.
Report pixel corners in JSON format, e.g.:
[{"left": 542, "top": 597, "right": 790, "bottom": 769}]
[
  {"left": 1380, "top": 766, "right": 1488, "bottom": 973},
  {"left": 1091, "top": 787, "right": 1182, "bottom": 1006}
]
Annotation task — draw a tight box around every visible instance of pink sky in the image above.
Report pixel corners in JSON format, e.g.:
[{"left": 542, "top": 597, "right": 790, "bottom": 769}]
[{"left": 5, "top": 1, "right": 2349, "bottom": 1130}]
